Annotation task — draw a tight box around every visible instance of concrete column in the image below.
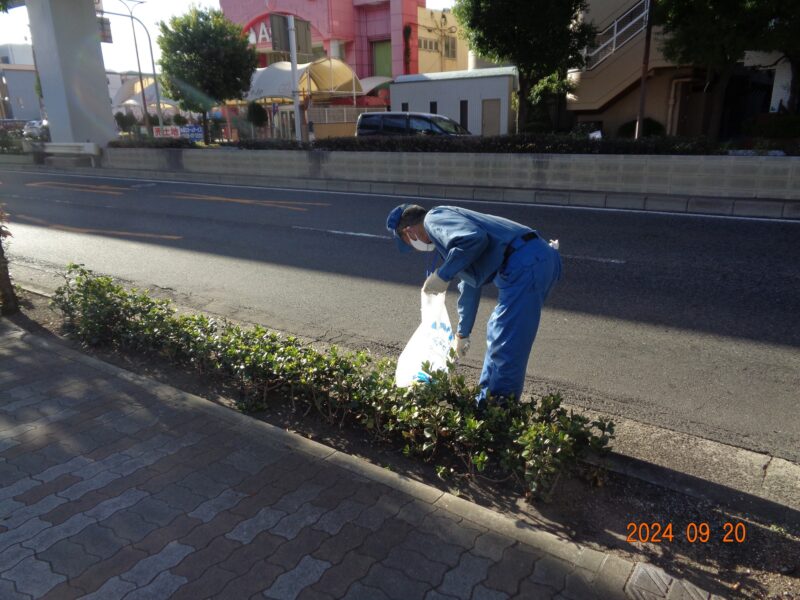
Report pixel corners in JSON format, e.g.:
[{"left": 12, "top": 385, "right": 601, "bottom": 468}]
[{"left": 25, "top": 0, "right": 116, "bottom": 144}]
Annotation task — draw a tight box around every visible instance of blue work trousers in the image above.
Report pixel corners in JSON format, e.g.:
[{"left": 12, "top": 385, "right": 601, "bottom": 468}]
[{"left": 477, "top": 236, "right": 561, "bottom": 405}]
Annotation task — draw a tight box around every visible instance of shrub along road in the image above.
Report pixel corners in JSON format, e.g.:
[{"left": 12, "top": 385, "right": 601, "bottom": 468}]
[{"left": 2, "top": 168, "right": 799, "bottom": 464}]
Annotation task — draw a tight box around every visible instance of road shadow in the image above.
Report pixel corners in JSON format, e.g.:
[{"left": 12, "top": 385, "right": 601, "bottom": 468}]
[{"left": 3, "top": 178, "right": 800, "bottom": 351}]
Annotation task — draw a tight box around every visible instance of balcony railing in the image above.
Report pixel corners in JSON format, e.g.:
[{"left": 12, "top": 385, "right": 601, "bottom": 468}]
[{"left": 584, "top": 0, "right": 649, "bottom": 70}]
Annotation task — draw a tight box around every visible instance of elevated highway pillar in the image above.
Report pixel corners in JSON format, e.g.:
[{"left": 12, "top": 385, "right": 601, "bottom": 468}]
[{"left": 25, "top": 0, "right": 116, "bottom": 144}]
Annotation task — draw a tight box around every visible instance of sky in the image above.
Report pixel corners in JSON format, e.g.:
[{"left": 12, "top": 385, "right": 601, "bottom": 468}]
[{"left": 0, "top": 0, "right": 455, "bottom": 74}]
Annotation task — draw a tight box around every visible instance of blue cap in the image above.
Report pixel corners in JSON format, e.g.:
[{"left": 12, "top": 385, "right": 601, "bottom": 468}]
[{"left": 386, "top": 204, "right": 412, "bottom": 253}]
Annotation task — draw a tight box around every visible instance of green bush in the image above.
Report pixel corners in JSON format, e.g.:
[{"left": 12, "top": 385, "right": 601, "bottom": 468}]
[
  {"left": 108, "top": 137, "right": 197, "bottom": 149},
  {"left": 221, "top": 139, "right": 308, "bottom": 151},
  {"left": 616, "top": 118, "right": 666, "bottom": 139},
  {"left": 98, "top": 129, "right": 800, "bottom": 155},
  {"left": 743, "top": 113, "right": 800, "bottom": 140},
  {"left": 52, "top": 264, "right": 614, "bottom": 498},
  {"left": 172, "top": 114, "right": 188, "bottom": 127},
  {"left": 246, "top": 102, "right": 269, "bottom": 128},
  {"left": 0, "top": 129, "right": 23, "bottom": 154},
  {"left": 312, "top": 133, "right": 720, "bottom": 155}
]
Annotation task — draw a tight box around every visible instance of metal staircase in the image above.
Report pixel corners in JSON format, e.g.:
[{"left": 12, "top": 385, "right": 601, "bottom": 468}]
[{"left": 584, "top": 0, "right": 649, "bottom": 70}]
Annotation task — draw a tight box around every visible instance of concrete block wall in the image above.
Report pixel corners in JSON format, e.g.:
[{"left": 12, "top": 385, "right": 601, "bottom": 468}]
[{"left": 94, "top": 148, "right": 800, "bottom": 219}]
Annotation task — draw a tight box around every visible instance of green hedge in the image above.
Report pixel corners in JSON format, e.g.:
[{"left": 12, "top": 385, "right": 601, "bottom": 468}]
[
  {"left": 743, "top": 113, "right": 800, "bottom": 140},
  {"left": 107, "top": 133, "right": 726, "bottom": 154},
  {"left": 52, "top": 264, "right": 614, "bottom": 498},
  {"left": 317, "top": 133, "right": 725, "bottom": 154},
  {"left": 616, "top": 118, "right": 666, "bottom": 139},
  {"left": 108, "top": 137, "right": 197, "bottom": 149},
  {"left": 105, "top": 132, "right": 800, "bottom": 155}
]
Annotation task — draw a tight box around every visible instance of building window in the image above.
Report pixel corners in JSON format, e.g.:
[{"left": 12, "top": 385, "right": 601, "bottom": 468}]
[
  {"left": 401, "top": 102, "right": 409, "bottom": 112},
  {"left": 444, "top": 36, "right": 457, "bottom": 60},
  {"left": 417, "top": 38, "right": 440, "bottom": 53},
  {"left": 460, "top": 100, "right": 468, "bottom": 130},
  {"left": 430, "top": 101, "right": 437, "bottom": 114},
  {"left": 371, "top": 40, "right": 392, "bottom": 77}
]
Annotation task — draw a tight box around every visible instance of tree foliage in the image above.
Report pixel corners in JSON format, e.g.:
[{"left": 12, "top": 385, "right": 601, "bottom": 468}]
[
  {"left": 653, "top": 0, "right": 783, "bottom": 136},
  {"left": 158, "top": 8, "right": 257, "bottom": 143},
  {"left": 246, "top": 102, "right": 268, "bottom": 128},
  {"left": 654, "top": 0, "right": 758, "bottom": 74},
  {"left": 453, "top": 0, "right": 594, "bottom": 131},
  {"left": 114, "top": 111, "right": 137, "bottom": 133}
]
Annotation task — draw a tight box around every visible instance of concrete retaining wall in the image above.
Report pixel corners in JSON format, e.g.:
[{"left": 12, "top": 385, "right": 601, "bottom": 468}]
[
  {"left": 7, "top": 148, "right": 799, "bottom": 218},
  {"left": 104, "top": 148, "right": 800, "bottom": 198}
]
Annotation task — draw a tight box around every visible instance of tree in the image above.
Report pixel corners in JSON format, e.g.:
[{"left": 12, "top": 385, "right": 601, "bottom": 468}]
[
  {"left": 246, "top": 102, "right": 268, "bottom": 128},
  {"left": 0, "top": 208, "right": 19, "bottom": 316},
  {"left": 114, "top": 111, "right": 137, "bottom": 133},
  {"left": 453, "top": 0, "right": 594, "bottom": 131},
  {"left": 172, "top": 114, "right": 188, "bottom": 126},
  {"left": 653, "top": 0, "right": 762, "bottom": 138},
  {"left": 158, "top": 8, "right": 257, "bottom": 144}
]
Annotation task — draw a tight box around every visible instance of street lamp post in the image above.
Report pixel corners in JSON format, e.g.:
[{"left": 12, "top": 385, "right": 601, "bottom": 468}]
[
  {"left": 102, "top": 7, "right": 163, "bottom": 129},
  {"left": 114, "top": 0, "right": 163, "bottom": 134}
]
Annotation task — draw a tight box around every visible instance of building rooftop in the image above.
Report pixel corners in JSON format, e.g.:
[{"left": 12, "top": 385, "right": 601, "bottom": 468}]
[{"left": 393, "top": 66, "right": 518, "bottom": 84}]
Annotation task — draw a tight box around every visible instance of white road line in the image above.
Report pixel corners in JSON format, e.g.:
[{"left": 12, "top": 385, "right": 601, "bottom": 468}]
[
  {"left": 3, "top": 168, "right": 798, "bottom": 225},
  {"left": 562, "top": 254, "right": 626, "bottom": 265},
  {"left": 292, "top": 226, "right": 624, "bottom": 263},
  {"left": 292, "top": 225, "right": 391, "bottom": 240}
]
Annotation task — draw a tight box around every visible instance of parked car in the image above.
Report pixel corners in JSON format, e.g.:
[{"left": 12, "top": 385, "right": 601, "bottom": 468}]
[
  {"left": 22, "top": 119, "right": 50, "bottom": 141},
  {"left": 356, "top": 112, "right": 470, "bottom": 137}
]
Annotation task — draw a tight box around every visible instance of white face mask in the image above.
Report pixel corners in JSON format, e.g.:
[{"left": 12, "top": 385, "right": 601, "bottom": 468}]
[{"left": 409, "top": 235, "right": 435, "bottom": 252}]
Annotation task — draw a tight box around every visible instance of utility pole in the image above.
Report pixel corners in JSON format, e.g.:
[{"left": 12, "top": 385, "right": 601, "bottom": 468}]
[
  {"left": 103, "top": 6, "right": 163, "bottom": 128},
  {"left": 425, "top": 11, "right": 457, "bottom": 73},
  {"left": 634, "top": 0, "right": 653, "bottom": 140},
  {"left": 118, "top": 0, "right": 151, "bottom": 135},
  {"left": 288, "top": 15, "right": 303, "bottom": 142}
]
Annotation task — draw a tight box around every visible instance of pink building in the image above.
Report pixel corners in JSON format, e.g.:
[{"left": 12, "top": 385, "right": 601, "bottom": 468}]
[{"left": 220, "top": 0, "right": 425, "bottom": 79}]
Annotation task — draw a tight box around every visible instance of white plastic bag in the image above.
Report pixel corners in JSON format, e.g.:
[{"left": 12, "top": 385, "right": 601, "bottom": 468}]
[{"left": 395, "top": 291, "right": 456, "bottom": 387}]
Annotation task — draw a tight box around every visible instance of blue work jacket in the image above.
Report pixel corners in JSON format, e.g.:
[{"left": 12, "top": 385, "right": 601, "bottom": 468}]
[{"left": 424, "top": 206, "right": 533, "bottom": 337}]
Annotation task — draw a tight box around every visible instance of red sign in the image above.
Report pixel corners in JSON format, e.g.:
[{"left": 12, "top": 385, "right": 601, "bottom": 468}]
[
  {"left": 153, "top": 126, "right": 181, "bottom": 138},
  {"left": 246, "top": 16, "right": 273, "bottom": 50}
]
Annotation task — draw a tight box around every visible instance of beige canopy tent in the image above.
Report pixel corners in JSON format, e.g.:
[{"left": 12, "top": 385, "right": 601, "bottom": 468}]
[
  {"left": 112, "top": 76, "right": 160, "bottom": 107},
  {"left": 358, "top": 76, "right": 393, "bottom": 95},
  {"left": 245, "top": 57, "right": 364, "bottom": 103}
]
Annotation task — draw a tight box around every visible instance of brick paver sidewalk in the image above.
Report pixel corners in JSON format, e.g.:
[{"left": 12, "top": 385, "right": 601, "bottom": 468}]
[{"left": 0, "top": 320, "right": 722, "bottom": 600}]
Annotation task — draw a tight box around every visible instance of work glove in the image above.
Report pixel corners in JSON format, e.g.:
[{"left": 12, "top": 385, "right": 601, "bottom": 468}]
[
  {"left": 422, "top": 271, "right": 449, "bottom": 295},
  {"left": 455, "top": 336, "right": 471, "bottom": 359}
]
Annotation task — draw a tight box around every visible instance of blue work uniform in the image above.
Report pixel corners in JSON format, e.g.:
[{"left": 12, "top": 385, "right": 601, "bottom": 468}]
[{"left": 423, "top": 206, "right": 562, "bottom": 404}]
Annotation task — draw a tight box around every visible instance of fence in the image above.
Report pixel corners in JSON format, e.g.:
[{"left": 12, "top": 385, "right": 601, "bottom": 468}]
[{"left": 306, "top": 106, "right": 385, "bottom": 124}]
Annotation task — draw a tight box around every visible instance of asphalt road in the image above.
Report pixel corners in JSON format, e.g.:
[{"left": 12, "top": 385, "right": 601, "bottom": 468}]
[{"left": 2, "top": 168, "right": 799, "bottom": 462}]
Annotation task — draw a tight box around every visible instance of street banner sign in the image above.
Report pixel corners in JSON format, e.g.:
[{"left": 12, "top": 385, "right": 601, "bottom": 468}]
[
  {"left": 180, "top": 125, "right": 204, "bottom": 142},
  {"left": 98, "top": 17, "right": 112, "bottom": 43},
  {"left": 153, "top": 126, "right": 181, "bottom": 138}
]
